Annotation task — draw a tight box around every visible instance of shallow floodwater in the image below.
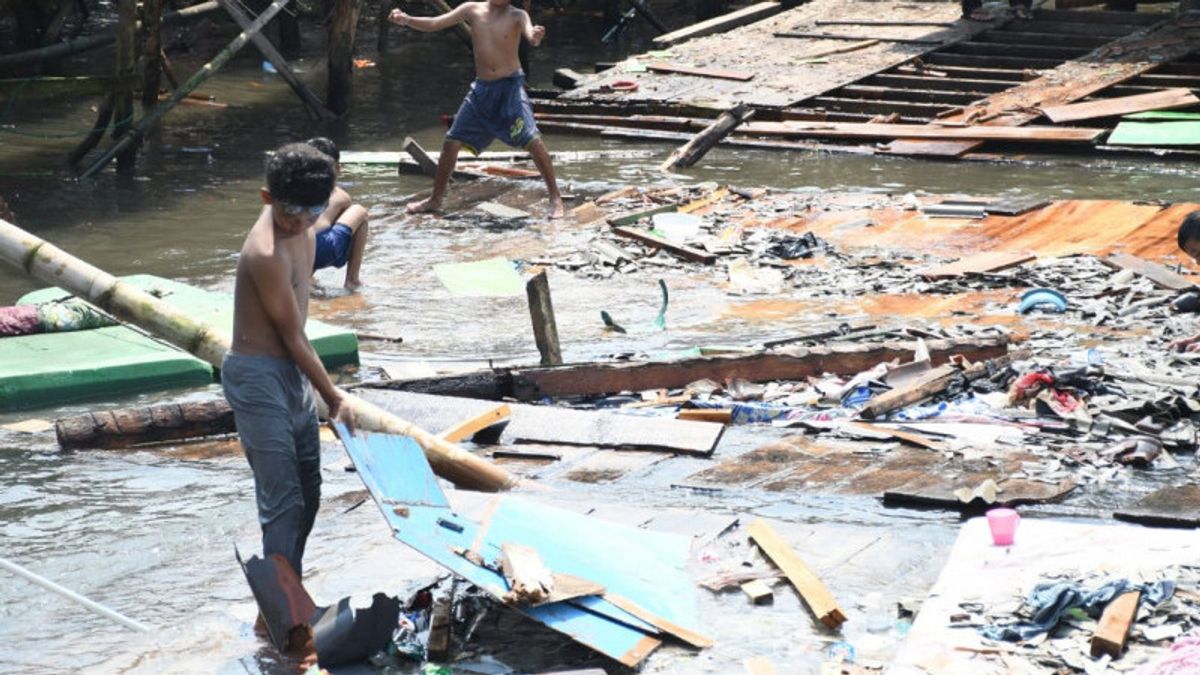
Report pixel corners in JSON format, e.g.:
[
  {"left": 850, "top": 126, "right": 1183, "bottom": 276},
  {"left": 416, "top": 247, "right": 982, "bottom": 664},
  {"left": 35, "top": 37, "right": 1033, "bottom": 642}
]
[{"left": 0, "top": 8, "right": 1194, "bottom": 674}]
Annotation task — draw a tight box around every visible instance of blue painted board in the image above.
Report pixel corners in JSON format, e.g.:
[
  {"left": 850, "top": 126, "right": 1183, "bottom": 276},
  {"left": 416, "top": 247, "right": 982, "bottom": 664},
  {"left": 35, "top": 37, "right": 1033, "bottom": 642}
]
[{"left": 334, "top": 426, "right": 664, "bottom": 666}]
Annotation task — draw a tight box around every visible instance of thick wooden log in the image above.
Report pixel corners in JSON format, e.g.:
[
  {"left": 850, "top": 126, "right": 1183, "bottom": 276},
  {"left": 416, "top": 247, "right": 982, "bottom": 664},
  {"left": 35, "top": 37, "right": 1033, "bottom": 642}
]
[
  {"left": 327, "top": 0, "right": 362, "bottom": 116},
  {"left": 220, "top": 0, "right": 337, "bottom": 121},
  {"left": 525, "top": 268, "right": 562, "bottom": 366},
  {"left": 368, "top": 337, "right": 1011, "bottom": 401},
  {"left": 0, "top": 218, "right": 518, "bottom": 491},
  {"left": 81, "top": 0, "right": 292, "bottom": 178},
  {"left": 660, "top": 103, "right": 754, "bottom": 171},
  {"left": 56, "top": 399, "right": 235, "bottom": 450}
]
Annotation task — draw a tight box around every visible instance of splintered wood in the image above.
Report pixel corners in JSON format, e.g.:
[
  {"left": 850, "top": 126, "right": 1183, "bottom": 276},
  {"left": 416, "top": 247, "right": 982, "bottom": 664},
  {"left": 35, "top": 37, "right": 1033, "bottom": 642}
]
[
  {"left": 747, "top": 519, "right": 846, "bottom": 629},
  {"left": 501, "top": 542, "right": 555, "bottom": 604}
]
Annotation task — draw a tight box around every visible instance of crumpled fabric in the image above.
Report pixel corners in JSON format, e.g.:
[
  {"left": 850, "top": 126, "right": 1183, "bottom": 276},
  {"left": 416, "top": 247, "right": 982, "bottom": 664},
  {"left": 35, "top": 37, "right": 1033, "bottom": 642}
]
[
  {"left": 1008, "top": 371, "right": 1056, "bottom": 406},
  {"left": 980, "top": 578, "right": 1175, "bottom": 642},
  {"left": 0, "top": 304, "right": 40, "bottom": 337},
  {"left": 1133, "top": 633, "right": 1200, "bottom": 675},
  {"left": 37, "top": 299, "right": 116, "bottom": 332}
]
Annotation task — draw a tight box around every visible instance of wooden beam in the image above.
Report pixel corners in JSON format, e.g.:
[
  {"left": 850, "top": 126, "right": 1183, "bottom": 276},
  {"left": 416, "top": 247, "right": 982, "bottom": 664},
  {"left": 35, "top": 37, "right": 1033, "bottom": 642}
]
[
  {"left": 660, "top": 103, "right": 754, "bottom": 171},
  {"left": 500, "top": 543, "right": 555, "bottom": 604},
  {"left": 859, "top": 349, "right": 1027, "bottom": 420},
  {"left": 1041, "top": 88, "right": 1200, "bottom": 123},
  {"left": 647, "top": 62, "right": 755, "bottom": 81},
  {"left": 1102, "top": 253, "right": 1198, "bottom": 291},
  {"left": 55, "top": 398, "right": 235, "bottom": 450},
  {"left": 525, "top": 267, "right": 562, "bottom": 366},
  {"left": 741, "top": 579, "right": 774, "bottom": 605},
  {"left": 774, "top": 31, "right": 941, "bottom": 45},
  {"left": 402, "top": 136, "right": 440, "bottom": 177},
  {"left": 742, "top": 120, "right": 1104, "bottom": 143},
  {"left": 869, "top": 74, "right": 1013, "bottom": 94},
  {"left": 747, "top": 519, "right": 846, "bottom": 629},
  {"left": 610, "top": 225, "right": 718, "bottom": 264},
  {"left": 920, "top": 250, "right": 1036, "bottom": 280},
  {"left": 815, "top": 19, "right": 955, "bottom": 27},
  {"left": 437, "top": 403, "right": 511, "bottom": 443},
  {"left": 653, "top": 1, "right": 783, "bottom": 47},
  {"left": 677, "top": 409, "right": 733, "bottom": 424},
  {"left": 1090, "top": 590, "right": 1140, "bottom": 658}
]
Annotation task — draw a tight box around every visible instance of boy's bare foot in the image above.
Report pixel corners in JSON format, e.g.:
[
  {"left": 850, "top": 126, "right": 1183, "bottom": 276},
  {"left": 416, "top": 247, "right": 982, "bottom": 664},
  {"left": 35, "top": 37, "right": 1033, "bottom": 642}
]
[
  {"left": 344, "top": 279, "right": 362, "bottom": 292},
  {"left": 547, "top": 196, "right": 565, "bottom": 220},
  {"left": 406, "top": 197, "right": 441, "bottom": 214}
]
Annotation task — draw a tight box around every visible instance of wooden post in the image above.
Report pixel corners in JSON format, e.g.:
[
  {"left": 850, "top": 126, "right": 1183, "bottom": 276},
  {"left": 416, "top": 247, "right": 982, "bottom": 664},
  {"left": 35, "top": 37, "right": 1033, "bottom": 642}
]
[
  {"left": 526, "top": 267, "right": 562, "bottom": 366},
  {"left": 81, "top": 0, "right": 294, "bottom": 178},
  {"left": 112, "top": 0, "right": 137, "bottom": 173},
  {"left": 659, "top": 103, "right": 754, "bottom": 171},
  {"left": 327, "top": 0, "right": 362, "bottom": 116},
  {"left": 219, "top": 0, "right": 337, "bottom": 121},
  {"left": 141, "top": 0, "right": 165, "bottom": 109},
  {"left": 377, "top": 0, "right": 396, "bottom": 51},
  {"left": 66, "top": 92, "right": 116, "bottom": 169},
  {"left": 0, "top": 217, "right": 519, "bottom": 492}
]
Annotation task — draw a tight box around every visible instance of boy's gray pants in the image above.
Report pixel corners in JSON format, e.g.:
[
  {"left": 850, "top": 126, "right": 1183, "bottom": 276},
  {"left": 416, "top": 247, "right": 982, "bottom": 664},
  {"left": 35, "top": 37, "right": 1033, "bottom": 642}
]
[{"left": 221, "top": 352, "right": 321, "bottom": 578}]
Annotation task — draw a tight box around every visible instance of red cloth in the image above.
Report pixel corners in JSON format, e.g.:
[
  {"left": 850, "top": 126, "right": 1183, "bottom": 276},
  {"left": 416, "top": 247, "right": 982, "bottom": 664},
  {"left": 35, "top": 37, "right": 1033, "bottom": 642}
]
[{"left": 0, "top": 305, "right": 40, "bottom": 337}]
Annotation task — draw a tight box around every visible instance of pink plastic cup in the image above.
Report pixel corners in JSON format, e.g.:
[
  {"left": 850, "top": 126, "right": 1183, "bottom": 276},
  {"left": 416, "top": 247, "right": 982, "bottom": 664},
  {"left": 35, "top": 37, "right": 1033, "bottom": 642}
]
[{"left": 987, "top": 508, "right": 1020, "bottom": 546}]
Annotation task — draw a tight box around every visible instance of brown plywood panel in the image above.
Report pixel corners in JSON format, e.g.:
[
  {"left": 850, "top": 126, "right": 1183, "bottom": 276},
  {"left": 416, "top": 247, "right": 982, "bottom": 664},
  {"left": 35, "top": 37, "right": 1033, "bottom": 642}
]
[{"left": 1041, "top": 88, "right": 1199, "bottom": 123}]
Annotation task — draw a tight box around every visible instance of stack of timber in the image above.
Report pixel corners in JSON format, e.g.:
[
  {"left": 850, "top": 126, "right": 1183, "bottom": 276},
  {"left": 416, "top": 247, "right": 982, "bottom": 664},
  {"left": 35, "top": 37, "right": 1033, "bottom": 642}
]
[{"left": 540, "top": 2, "right": 1200, "bottom": 161}]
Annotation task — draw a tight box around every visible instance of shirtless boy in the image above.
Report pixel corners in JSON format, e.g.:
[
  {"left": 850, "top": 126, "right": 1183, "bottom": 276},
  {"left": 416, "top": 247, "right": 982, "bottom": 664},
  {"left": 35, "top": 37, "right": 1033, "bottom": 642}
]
[
  {"left": 222, "top": 143, "right": 354, "bottom": 580},
  {"left": 389, "top": 0, "right": 564, "bottom": 219},
  {"left": 305, "top": 136, "right": 369, "bottom": 291}
]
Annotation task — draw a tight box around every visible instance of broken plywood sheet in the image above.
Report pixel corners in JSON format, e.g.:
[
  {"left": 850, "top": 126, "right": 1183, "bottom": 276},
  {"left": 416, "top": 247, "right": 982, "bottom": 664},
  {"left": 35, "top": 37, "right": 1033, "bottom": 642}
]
[
  {"left": 882, "top": 475, "right": 1075, "bottom": 510},
  {"left": 890, "top": 518, "right": 1200, "bottom": 675},
  {"left": 1114, "top": 485, "right": 1200, "bottom": 528},
  {"left": 1102, "top": 252, "right": 1197, "bottom": 291},
  {"left": 358, "top": 389, "right": 724, "bottom": 455},
  {"left": 562, "top": 449, "right": 669, "bottom": 484},
  {"left": 920, "top": 250, "right": 1036, "bottom": 280},
  {"left": 562, "top": 0, "right": 982, "bottom": 109}
]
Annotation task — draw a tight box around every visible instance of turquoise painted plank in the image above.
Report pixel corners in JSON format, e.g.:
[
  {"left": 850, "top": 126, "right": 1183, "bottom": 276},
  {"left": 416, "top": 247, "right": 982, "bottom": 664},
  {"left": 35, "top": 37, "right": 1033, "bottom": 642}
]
[
  {"left": 1124, "top": 111, "right": 1200, "bottom": 121},
  {"left": 432, "top": 258, "right": 524, "bottom": 297},
  {"left": 333, "top": 427, "right": 663, "bottom": 666},
  {"left": 1109, "top": 119, "right": 1200, "bottom": 145}
]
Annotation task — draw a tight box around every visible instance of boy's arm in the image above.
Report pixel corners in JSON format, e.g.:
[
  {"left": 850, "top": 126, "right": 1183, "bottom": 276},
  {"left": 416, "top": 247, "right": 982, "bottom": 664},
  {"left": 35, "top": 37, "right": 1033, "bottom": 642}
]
[
  {"left": 246, "top": 253, "right": 353, "bottom": 427},
  {"left": 521, "top": 10, "right": 545, "bottom": 46},
  {"left": 313, "top": 186, "right": 353, "bottom": 233},
  {"left": 389, "top": 3, "right": 471, "bottom": 33}
]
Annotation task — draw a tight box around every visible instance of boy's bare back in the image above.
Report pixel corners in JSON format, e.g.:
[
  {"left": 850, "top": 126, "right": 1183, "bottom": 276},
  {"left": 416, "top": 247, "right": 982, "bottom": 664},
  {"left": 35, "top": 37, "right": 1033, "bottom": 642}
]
[{"left": 231, "top": 205, "right": 313, "bottom": 357}]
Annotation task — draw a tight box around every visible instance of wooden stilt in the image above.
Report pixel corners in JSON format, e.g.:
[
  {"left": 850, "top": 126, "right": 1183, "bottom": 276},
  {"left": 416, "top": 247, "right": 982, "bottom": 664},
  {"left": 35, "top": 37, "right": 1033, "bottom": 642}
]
[
  {"left": 377, "top": 0, "right": 397, "bottom": 51},
  {"left": 219, "top": 0, "right": 337, "bottom": 120},
  {"left": 112, "top": 0, "right": 137, "bottom": 173},
  {"left": 65, "top": 92, "right": 115, "bottom": 169},
  {"left": 327, "top": 0, "right": 362, "bottom": 115},
  {"left": 81, "top": 0, "right": 293, "bottom": 178},
  {"left": 141, "top": 0, "right": 165, "bottom": 109},
  {"left": 526, "top": 267, "right": 563, "bottom": 366}
]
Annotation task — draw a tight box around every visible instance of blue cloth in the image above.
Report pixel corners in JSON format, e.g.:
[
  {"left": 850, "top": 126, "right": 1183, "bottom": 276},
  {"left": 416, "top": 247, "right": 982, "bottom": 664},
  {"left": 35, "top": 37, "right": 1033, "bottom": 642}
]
[
  {"left": 446, "top": 71, "right": 539, "bottom": 154},
  {"left": 314, "top": 223, "right": 354, "bottom": 270},
  {"left": 980, "top": 579, "right": 1175, "bottom": 642}
]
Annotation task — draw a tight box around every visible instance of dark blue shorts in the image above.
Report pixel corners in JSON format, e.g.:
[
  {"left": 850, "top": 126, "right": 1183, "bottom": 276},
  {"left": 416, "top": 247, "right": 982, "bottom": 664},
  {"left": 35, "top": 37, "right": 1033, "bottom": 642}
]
[
  {"left": 447, "top": 71, "right": 540, "bottom": 154},
  {"left": 313, "top": 223, "right": 353, "bottom": 270}
]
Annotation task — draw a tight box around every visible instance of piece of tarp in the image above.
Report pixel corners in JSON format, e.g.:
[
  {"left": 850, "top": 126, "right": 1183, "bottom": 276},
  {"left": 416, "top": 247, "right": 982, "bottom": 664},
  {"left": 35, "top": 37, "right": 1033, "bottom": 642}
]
[
  {"left": 334, "top": 424, "right": 711, "bottom": 666},
  {"left": 1108, "top": 111, "right": 1200, "bottom": 146},
  {"left": 980, "top": 578, "right": 1175, "bottom": 642},
  {"left": 432, "top": 257, "right": 524, "bottom": 297}
]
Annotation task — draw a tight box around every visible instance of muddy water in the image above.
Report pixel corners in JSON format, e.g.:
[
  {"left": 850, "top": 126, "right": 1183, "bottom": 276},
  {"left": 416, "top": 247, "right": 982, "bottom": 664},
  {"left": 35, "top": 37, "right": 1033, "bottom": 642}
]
[{"left": 0, "top": 10, "right": 1194, "bottom": 674}]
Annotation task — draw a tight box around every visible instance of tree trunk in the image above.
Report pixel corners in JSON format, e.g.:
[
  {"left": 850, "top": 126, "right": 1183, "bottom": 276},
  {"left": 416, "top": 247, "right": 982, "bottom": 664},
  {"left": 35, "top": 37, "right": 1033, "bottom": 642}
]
[
  {"left": 141, "top": 0, "right": 165, "bottom": 109},
  {"left": 0, "top": 218, "right": 518, "bottom": 492},
  {"left": 327, "top": 0, "right": 362, "bottom": 115},
  {"left": 112, "top": 0, "right": 138, "bottom": 173}
]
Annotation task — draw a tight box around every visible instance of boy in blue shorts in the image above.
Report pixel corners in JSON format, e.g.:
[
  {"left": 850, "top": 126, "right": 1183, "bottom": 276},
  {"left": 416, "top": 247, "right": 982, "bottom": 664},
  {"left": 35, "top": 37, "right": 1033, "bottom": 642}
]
[
  {"left": 305, "top": 137, "right": 369, "bottom": 291},
  {"left": 389, "top": 0, "right": 564, "bottom": 219}
]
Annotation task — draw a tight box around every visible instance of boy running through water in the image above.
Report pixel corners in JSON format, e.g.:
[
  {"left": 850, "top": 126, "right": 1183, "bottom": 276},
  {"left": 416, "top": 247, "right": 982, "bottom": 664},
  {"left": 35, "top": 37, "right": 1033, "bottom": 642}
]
[
  {"left": 222, "top": 143, "right": 354, "bottom": 581},
  {"left": 389, "top": 0, "right": 565, "bottom": 219},
  {"left": 304, "top": 136, "right": 370, "bottom": 291}
]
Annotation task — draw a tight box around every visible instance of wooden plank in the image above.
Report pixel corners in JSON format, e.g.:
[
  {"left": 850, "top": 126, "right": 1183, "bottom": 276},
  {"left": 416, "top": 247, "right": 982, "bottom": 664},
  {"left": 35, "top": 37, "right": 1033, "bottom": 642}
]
[
  {"left": 884, "top": 476, "right": 1075, "bottom": 510},
  {"left": 402, "top": 136, "right": 440, "bottom": 178},
  {"left": 653, "top": 1, "right": 783, "bottom": 47},
  {"left": 743, "top": 120, "right": 1103, "bottom": 142},
  {"left": 741, "top": 579, "right": 774, "bottom": 605},
  {"left": 359, "top": 390, "right": 725, "bottom": 456},
  {"left": 743, "top": 657, "right": 778, "bottom": 675},
  {"left": 920, "top": 250, "right": 1036, "bottom": 280},
  {"left": 869, "top": 74, "right": 1013, "bottom": 93},
  {"left": 525, "top": 268, "right": 562, "bottom": 366},
  {"left": 1041, "top": 88, "right": 1200, "bottom": 123},
  {"left": 660, "top": 104, "right": 755, "bottom": 171},
  {"left": 677, "top": 409, "right": 732, "bottom": 424},
  {"left": 370, "top": 336, "right": 1011, "bottom": 401},
  {"left": 604, "top": 592, "right": 715, "bottom": 648},
  {"left": 860, "top": 349, "right": 1028, "bottom": 420},
  {"left": 438, "top": 403, "right": 511, "bottom": 443},
  {"left": 1090, "top": 590, "right": 1140, "bottom": 658},
  {"left": 1102, "top": 252, "right": 1197, "bottom": 291},
  {"left": 774, "top": 31, "right": 940, "bottom": 45},
  {"left": 952, "top": 41, "right": 1089, "bottom": 60},
  {"left": 747, "top": 519, "right": 846, "bottom": 629},
  {"left": 611, "top": 225, "right": 718, "bottom": 264},
  {"left": 647, "top": 62, "right": 755, "bottom": 81},
  {"left": 796, "top": 39, "right": 880, "bottom": 60},
  {"left": 501, "top": 543, "right": 555, "bottom": 604}
]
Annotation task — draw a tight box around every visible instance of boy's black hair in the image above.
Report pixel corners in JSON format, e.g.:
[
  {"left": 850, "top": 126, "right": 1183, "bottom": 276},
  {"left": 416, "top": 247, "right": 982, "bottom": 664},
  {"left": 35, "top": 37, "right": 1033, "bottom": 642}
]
[
  {"left": 1180, "top": 211, "right": 1200, "bottom": 251},
  {"left": 305, "top": 136, "right": 339, "bottom": 163},
  {"left": 265, "top": 143, "right": 335, "bottom": 207}
]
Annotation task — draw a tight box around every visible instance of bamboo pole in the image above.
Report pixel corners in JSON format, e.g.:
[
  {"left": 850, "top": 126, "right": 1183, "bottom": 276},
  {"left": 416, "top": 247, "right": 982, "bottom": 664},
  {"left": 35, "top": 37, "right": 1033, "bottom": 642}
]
[
  {"left": 0, "top": 556, "right": 152, "bottom": 633},
  {"left": 81, "top": 0, "right": 292, "bottom": 179},
  {"left": 218, "top": 0, "right": 337, "bottom": 121},
  {"left": 0, "top": 218, "right": 518, "bottom": 491},
  {"left": 0, "top": 1, "right": 221, "bottom": 71}
]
